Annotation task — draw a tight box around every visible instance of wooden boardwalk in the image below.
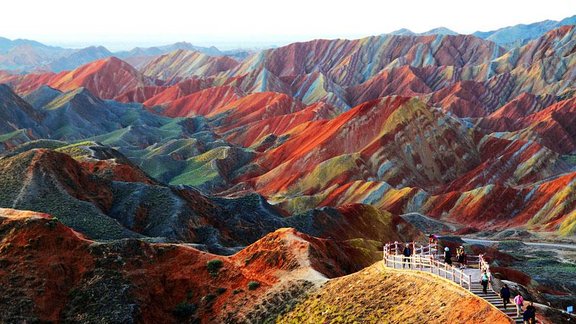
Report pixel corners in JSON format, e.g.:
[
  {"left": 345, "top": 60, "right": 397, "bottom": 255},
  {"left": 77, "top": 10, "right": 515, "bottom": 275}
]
[{"left": 383, "top": 243, "right": 521, "bottom": 323}]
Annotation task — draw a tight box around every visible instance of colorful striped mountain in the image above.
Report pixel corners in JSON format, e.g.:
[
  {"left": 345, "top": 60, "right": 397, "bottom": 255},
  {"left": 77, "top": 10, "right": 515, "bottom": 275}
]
[{"left": 1, "top": 18, "right": 576, "bottom": 323}]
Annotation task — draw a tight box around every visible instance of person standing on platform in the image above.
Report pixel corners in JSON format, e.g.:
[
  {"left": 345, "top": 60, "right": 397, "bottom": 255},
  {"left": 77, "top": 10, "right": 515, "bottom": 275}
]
[
  {"left": 444, "top": 247, "right": 452, "bottom": 266},
  {"left": 402, "top": 243, "right": 412, "bottom": 268}
]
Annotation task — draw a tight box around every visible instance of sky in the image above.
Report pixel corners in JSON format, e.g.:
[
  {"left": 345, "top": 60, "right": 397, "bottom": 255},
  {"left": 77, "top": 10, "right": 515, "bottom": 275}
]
[{"left": 3, "top": 0, "right": 576, "bottom": 50}]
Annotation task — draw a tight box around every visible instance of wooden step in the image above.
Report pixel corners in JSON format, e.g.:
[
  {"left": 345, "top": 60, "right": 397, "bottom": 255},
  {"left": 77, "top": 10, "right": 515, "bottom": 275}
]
[{"left": 469, "top": 289, "right": 518, "bottom": 322}]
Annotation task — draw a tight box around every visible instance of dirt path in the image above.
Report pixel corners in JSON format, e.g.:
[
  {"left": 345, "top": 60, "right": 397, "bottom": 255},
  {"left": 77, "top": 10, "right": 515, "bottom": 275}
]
[{"left": 461, "top": 238, "right": 576, "bottom": 250}]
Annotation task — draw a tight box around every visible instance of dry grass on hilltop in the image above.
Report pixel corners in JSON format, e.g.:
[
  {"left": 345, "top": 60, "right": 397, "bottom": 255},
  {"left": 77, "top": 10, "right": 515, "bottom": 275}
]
[{"left": 278, "top": 262, "right": 512, "bottom": 324}]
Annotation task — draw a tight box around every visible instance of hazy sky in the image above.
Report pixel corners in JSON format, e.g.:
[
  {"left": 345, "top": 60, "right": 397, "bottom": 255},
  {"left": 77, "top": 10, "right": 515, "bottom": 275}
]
[{"left": 3, "top": 0, "right": 576, "bottom": 50}]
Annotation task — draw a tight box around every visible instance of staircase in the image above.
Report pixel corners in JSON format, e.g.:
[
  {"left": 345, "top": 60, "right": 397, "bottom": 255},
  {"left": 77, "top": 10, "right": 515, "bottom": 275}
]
[
  {"left": 469, "top": 283, "right": 522, "bottom": 323},
  {"left": 383, "top": 242, "right": 522, "bottom": 323}
]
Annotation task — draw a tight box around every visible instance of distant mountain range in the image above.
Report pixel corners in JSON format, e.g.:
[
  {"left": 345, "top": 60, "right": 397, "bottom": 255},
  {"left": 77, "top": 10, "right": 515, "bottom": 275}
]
[
  {"left": 389, "top": 27, "right": 458, "bottom": 36},
  {"left": 389, "top": 15, "right": 576, "bottom": 48},
  {"left": 0, "top": 36, "right": 56, "bottom": 53},
  {"left": 0, "top": 38, "right": 251, "bottom": 72},
  {"left": 1, "top": 15, "right": 576, "bottom": 72},
  {"left": 473, "top": 15, "right": 576, "bottom": 47}
]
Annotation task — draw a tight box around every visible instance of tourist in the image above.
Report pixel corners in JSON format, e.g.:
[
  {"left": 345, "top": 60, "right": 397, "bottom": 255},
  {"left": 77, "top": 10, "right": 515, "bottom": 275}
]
[
  {"left": 457, "top": 246, "right": 466, "bottom": 269},
  {"left": 402, "top": 243, "right": 412, "bottom": 268},
  {"left": 480, "top": 271, "right": 489, "bottom": 294},
  {"left": 428, "top": 234, "right": 438, "bottom": 255},
  {"left": 444, "top": 247, "right": 452, "bottom": 266},
  {"left": 514, "top": 293, "right": 524, "bottom": 317},
  {"left": 523, "top": 301, "right": 536, "bottom": 323},
  {"left": 500, "top": 284, "right": 511, "bottom": 309}
]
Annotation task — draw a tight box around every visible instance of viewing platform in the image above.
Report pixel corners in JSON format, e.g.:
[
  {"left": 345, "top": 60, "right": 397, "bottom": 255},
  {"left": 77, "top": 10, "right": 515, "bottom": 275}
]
[{"left": 383, "top": 242, "right": 523, "bottom": 323}]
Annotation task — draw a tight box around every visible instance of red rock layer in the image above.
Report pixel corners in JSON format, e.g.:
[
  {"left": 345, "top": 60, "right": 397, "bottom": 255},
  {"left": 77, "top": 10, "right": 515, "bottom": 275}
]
[{"left": 0, "top": 57, "right": 153, "bottom": 99}]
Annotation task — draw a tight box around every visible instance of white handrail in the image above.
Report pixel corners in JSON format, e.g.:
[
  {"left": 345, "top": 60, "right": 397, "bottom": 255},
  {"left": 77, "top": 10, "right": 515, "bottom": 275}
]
[{"left": 383, "top": 243, "right": 472, "bottom": 290}]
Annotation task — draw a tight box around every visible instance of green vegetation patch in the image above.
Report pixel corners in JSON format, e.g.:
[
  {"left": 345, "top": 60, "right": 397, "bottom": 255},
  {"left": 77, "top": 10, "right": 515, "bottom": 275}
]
[
  {"left": 172, "top": 301, "right": 197, "bottom": 318},
  {"left": 290, "top": 153, "right": 362, "bottom": 195},
  {"left": 8, "top": 139, "right": 68, "bottom": 154},
  {"left": 207, "top": 259, "right": 224, "bottom": 277},
  {"left": 247, "top": 281, "right": 261, "bottom": 290},
  {"left": 44, "top": 88, "right": 83, "bottom": 110},
  {"left": 89, "top": 127, "right": 132, "bottom": 146},
  {"left": 55, "top": 141, "right": 97, "bottom": 159},
  {"left": 0, "top": 150, "right": 35, "bottom": 205},
  {"left": 0, "top": 129, "right": 25, "bottom": 142}
]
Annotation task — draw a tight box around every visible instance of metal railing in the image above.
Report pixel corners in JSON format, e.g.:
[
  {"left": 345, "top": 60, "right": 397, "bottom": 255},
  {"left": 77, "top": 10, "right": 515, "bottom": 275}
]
[{"left": 383, "top": 242, "right": 472, "bottom": 290}]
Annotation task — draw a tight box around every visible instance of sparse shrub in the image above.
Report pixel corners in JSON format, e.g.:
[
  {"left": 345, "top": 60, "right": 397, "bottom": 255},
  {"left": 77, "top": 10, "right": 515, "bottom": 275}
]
[
  {"left": 0, "top": 258, "right": 10, "bottom": 268},
  {"left": 46, "top": 218, "right": 59, "bottom": 229},
  {"left": 207, "top": 259, "right": 224, "bottom": 277},
  {"left": 186, "top": 290, "right": 194, "bottom": 299},
  {"left": 233, "top": 289, "right": 243, "bottom": 295},
  {"left": 202, "top": 294, "right": 217, "bottom": 305},
  {"left": 216, "top": 287, "right": 227, "bottom": 295},
  {"left": 247, "top": 281, "right": 260, "bottom": 290},
  {"left": 172, "top": 301, "right": 197, "bottom": 317}
]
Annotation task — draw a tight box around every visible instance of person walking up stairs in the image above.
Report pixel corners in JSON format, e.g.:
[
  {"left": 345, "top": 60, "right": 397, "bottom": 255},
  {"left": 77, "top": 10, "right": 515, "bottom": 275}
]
[{"left": 470, "top": 282, "right": 522, "bottom": 323}]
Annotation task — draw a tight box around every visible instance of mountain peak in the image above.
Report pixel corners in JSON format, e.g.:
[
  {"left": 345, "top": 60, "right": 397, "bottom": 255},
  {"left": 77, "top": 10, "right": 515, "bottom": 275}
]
[
  {"left": 43, "top": 87, "right": 102, "bottom": 110},
  {"left": 389, "top": 28, "right": 415, "bottom": 35},
  {"left": 79, "top": 45, "right": 111, "bottom": 53},
  {"left": 388, "top": 27, "right": 457, "bottom": 36},
  {"left": 44, "top": 56, "right": 150, "bottom": 99},
  {"left": 72, "top": 56, "right": 138, "bottom": 75},
  {"left": 424, "top": 27, "right": 458, "bottom": 35},
  {"left": 171, "top": 41, "right": 193, "bottom": 47}
]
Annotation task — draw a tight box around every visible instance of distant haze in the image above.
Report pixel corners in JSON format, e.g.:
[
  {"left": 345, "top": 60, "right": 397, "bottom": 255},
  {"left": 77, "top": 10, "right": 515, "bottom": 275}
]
[{"left": 3, "top": 0, "right": 576, "bottom": 50}]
